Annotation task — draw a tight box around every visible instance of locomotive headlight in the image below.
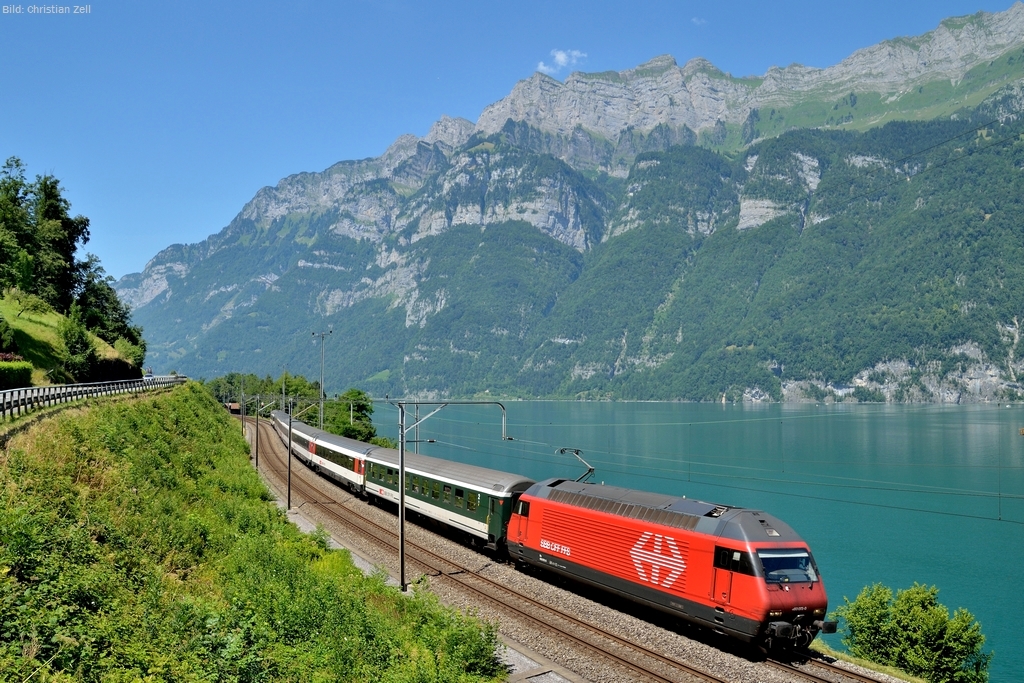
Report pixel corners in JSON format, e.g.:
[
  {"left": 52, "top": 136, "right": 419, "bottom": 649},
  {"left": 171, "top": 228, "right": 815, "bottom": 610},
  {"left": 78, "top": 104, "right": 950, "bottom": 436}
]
[
  {"left": 768, "top": 610, "right": 783, "bottom": 618},
  {"left": 813, "top": 608, "right": 826, "bottom": 616}
]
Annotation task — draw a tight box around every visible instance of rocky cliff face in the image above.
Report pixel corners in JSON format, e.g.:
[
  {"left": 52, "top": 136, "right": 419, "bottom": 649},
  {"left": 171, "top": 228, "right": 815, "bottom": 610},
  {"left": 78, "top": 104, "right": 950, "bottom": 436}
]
[{"left": 477, "top": 3, "right": 1024, "bottom": 140}]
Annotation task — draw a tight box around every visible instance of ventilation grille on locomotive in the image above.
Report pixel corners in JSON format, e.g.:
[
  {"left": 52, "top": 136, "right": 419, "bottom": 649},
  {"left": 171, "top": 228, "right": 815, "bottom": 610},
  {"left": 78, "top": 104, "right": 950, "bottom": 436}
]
[{"left": 547, "top": 489, "right": 715, "bottom": 531}]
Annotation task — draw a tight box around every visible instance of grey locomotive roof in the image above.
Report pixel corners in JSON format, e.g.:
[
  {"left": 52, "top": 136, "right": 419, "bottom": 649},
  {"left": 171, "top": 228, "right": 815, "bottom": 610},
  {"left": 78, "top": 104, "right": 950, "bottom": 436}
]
[
  {"left": 368, "top": 446, "right": 535, "bottom": 495},
  {"left": 528, "top": 478, "right": 805, "bottom": 543},
  {"left": 273, "top": 411, "right": 533, "bottom": 495}
]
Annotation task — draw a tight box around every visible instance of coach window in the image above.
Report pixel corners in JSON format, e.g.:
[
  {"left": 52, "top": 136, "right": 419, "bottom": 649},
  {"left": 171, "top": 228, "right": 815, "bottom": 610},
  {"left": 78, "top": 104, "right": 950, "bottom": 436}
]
[
  {"left": 411, "top": 476, "right": 419, "bottom": 493},
  {"left": 443, "top": 485, "right": 452, "bottom": 504},
  {"left": 432, "top": 482, "right": 441, "bottom": 500},
  {"left": 455, "top": 488, "right": 464, "bottom": 508},
  {"left": 467, "top": 492, "right": 479, "bottom": 511}
]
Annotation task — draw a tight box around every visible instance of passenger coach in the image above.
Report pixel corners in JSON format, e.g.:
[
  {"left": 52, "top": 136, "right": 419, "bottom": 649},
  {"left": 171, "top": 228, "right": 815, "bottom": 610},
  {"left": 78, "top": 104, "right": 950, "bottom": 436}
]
[
  {"left": 272, "top": 410, "right": 369, "bottom": 493},
  {"left": 364, "top": 448, "right": 534, "bottom": 550},
  {"left": 270, "top": 411, "right": 534, "bottom": 550}
]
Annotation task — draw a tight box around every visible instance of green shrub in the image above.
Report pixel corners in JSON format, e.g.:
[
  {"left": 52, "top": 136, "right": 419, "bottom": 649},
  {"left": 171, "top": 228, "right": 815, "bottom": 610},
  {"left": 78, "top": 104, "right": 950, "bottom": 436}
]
[
  {"left": 0, "top": 360, "right": 32, "bottom": 389},
  {"left": 113, "top": 337, "right": 146, "bottom": 368},
  {"left": 833, "top": 583, "right": 991, "bottom": 683},
  {"left": 0, "top": 314, "right": 15, "bottom": 353},
  {"left": 57, "top": 303, "right": 97, "bottom": 381}
]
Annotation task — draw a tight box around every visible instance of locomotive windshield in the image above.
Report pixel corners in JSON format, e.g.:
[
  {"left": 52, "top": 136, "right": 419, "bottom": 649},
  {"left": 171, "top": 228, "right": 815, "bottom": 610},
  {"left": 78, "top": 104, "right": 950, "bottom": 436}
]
[{"left": 756, "top": 549, "right": 818, "bottom": 584}]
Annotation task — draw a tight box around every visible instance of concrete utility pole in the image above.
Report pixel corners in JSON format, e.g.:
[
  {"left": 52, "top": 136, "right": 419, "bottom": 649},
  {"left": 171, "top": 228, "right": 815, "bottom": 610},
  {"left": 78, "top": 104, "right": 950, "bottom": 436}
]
[
  {"left": 312, "top": 329, "right": 332, "bottom": 429},
  {"left": 287, "top": 399, "right": 319, "bottom": 510},
  {"left": 390, "top": 400, "right": 514, "bottom": 591},
  {"left": 253, "top": 394, "right": 259, "bottom": 466}
]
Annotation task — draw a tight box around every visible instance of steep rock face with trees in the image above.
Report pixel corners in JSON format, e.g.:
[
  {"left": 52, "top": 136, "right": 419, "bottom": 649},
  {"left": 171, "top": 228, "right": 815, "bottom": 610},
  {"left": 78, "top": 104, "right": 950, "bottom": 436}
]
[{"left": 118, "top": 6, "right": 1024, "bottom": 402}]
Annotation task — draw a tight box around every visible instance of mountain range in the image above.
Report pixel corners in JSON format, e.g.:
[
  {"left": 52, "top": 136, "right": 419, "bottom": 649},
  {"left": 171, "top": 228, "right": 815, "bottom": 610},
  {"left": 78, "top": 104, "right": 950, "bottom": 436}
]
[{"left": 117, "top": 3, "right": 1024, "bottom": 402}]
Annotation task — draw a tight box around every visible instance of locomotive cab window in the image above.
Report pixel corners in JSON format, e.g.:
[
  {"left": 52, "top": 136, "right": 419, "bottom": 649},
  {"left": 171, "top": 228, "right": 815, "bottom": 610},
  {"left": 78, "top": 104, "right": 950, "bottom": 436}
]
[
  {"left": 757, "top": 549, "right": 818, "bottom": 584},
  {"left": 713, "top": 546, "right": 759, "bottom": 576},
  {"left": 515, "top": 499, "right": 530, "bottom": 517}
]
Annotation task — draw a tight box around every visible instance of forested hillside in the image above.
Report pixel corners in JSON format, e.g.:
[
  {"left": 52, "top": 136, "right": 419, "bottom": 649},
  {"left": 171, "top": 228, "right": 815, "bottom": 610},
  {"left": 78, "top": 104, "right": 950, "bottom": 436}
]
[
  {"left": 0, "top": 158, "right": 145, "bottom": 384},
  {"left": 117, "top": 86, "right": 1024, "bottom": 402},
  {"left": 116, "top": 6, "right": 1024, "bottom": 401}
]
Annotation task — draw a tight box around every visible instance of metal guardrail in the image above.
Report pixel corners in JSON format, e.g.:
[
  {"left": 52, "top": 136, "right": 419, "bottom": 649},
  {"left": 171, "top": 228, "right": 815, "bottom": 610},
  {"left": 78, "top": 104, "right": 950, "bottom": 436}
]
[{"left": 0, "top": 375, "right": 187, "bottom": 421}]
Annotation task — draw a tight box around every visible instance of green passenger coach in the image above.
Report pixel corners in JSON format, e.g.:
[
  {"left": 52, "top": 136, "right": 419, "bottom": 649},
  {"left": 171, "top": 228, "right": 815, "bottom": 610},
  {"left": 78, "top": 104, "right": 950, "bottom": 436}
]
[{"left": 365, "top": 449, "right": 534, "bottom": 550}]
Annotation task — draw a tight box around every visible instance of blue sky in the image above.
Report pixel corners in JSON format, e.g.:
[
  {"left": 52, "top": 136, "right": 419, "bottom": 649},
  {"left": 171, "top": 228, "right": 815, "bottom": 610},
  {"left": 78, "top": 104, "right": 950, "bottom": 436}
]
[{"left": 0, "top": 0, "right": 1015, "bottom": 279}]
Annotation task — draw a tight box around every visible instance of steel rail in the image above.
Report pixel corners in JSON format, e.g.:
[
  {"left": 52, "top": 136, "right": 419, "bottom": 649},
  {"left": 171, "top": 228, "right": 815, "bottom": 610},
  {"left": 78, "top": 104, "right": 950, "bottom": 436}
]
[{"left": 767, "top": 656, "right": 891, "bottom": 683}]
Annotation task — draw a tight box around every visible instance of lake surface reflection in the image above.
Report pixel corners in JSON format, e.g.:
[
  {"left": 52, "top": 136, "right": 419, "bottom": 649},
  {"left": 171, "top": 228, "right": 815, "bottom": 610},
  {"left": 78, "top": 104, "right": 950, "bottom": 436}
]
[{"left": 374, "top": 402, "right": 1023, "bottom": 681}]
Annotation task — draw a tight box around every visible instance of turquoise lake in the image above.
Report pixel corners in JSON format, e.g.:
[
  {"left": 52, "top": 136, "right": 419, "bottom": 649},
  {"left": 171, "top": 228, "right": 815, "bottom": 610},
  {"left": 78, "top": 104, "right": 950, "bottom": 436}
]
[{"left": 374, "top": 402, "right": 1023, "bottom": 682}]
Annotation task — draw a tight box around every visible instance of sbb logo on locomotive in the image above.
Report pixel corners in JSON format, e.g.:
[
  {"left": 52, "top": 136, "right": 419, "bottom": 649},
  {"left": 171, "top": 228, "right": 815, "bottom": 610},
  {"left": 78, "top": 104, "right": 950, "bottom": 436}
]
[{"left": 630, "top": 532, "right": 686, "bottom": 588}]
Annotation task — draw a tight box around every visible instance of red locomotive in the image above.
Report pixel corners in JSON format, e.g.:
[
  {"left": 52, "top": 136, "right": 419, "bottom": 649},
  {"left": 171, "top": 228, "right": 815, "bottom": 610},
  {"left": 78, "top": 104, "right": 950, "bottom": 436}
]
[{"left": 507, "top": 477, "right": 837, "bottom": 648}]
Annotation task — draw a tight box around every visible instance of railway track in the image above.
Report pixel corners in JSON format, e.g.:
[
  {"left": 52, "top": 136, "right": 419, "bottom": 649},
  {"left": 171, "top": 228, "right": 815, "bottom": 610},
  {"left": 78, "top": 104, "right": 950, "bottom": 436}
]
[
  {"left": 245, "top": 415, "right": 888, "bottom": 683},
  {"left": 767, "top": 656, "right": 891, "bottom": 683}
]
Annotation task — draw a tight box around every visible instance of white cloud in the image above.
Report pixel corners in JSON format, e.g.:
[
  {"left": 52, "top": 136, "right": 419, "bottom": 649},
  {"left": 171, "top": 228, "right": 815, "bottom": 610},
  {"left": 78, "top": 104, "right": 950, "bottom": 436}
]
[
  {"left": 691, "top": 17, "right": 707, "bottom": 26},
  {"left": 537, "top": 49, "right": 587, "bottom": 76}
]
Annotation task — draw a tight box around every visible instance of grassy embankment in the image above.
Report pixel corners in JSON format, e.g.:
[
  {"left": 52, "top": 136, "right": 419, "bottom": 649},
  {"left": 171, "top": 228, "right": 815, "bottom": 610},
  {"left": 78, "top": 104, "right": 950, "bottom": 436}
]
[
  {"left": 0, "top": 383, "right": 504, "bottom": 682},
  {"left": 0, "top": 296, "right": 121, "bottom": 386}
]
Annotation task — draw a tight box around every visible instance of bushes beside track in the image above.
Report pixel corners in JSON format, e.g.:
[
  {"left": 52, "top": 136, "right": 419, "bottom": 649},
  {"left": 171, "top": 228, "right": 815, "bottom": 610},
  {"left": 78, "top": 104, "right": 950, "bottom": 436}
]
[{"left": 0, "top": 382, "right": 504, "bottom": 682}]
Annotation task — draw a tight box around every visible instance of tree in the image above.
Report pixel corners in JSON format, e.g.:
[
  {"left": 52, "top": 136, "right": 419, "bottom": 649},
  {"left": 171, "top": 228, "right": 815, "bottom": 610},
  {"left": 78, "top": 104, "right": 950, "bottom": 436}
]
[
  {"left": 324, "top": 388, "right": 376, "bottom": 442},
  {"left": 4, "top": 287, "right": 53, "bottom": 318},
  {"left": 76, "top": 254, "right": 145, "bottom": 347},
  {"left": 0, "top": 158, "right": 32, "bottom": 290},
  {"left": 0, "top": 158, "right": 92, "bottom": 314},
  {"left": 833, "top": 583, "right": 991, "bottom": 683},
  {"left": 30, "top": 173, "right": 90, "bottom": 312},
  {"left": 58, "top": 303, "right": 97, "bottom": 381}
]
